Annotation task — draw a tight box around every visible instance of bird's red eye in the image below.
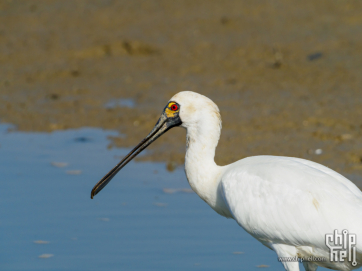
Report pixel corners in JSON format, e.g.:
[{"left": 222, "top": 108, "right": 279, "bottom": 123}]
[{"left": 170, "top": 104, "right": 178, "bottom": 111}]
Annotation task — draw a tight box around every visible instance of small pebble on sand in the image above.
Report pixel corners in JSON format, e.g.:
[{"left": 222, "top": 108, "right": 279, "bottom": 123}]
[
  {"left": 33, "top": 240, "right": 49, "bottom": 244},
  {"left": 163, "top": 188, "right": 177, "bottom": 194},
  {"left": 66, "top": 170, "right": 82, "bottom": 175},
  {"left": 51, "top": 162, "right": 68, "bottom": 168},
  {"left": 38, "top": 254, "right": 54, "bottom": 259},
  {"left": 341, "top": 134, "right": 353, "bottom": 140}
]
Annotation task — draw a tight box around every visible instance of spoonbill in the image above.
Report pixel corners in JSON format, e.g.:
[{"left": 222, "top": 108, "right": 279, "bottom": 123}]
[{"left": 91, "top": 91, "right": 362, "bottom": 271}]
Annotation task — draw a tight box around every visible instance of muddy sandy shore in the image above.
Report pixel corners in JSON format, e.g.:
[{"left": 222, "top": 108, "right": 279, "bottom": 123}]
[{"left": 1, "top": 0, "right": 362, "bottom": 184}]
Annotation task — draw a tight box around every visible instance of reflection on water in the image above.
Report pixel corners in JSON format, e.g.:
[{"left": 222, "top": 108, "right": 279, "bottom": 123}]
[{"left": 0, "top": 125, "right": 330, "bottom": 270}]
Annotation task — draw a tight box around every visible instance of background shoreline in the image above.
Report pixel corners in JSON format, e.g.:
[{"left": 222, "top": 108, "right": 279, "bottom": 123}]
[{"left": 1, "top": 0, "right": 362, "bottom": 185}]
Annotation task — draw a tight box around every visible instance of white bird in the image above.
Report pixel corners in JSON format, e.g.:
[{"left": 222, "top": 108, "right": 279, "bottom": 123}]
[{"left": 91, "top": 91, "right": 362, "bottom": 271}]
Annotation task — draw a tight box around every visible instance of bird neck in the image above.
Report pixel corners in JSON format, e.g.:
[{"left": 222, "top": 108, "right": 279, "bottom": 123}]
[
  {"left": 185, "top": 121, "right": 220, "bottom": 168},
  {"left": 184, "top": 114, "right": 230, "bottom": 216}
]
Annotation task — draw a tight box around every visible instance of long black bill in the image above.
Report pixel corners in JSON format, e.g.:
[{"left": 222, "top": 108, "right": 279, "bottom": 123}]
[{"left": 91, "top": 113, "right": 181, "bottom": 199}]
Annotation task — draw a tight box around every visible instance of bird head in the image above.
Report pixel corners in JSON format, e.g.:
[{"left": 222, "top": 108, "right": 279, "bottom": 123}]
[{"left": 90, "top": 91, "right": 220, "bottom": 198}]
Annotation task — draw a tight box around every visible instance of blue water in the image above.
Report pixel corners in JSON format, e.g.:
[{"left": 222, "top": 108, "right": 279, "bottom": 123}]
[{"left": 0, "top": 125, "right": 330, "bottom": 270}]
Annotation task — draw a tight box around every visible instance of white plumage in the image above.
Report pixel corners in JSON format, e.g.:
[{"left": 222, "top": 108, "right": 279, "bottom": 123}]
[
  {"left": 92, "top": 91, "right": 362, "bottom": 271},
  {"left": 172, "top": 91, "right": 362, "bottom": 271}
]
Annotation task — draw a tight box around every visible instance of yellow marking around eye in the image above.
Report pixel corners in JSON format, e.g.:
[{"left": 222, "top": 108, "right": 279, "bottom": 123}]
[{"left": 165, "top": 102, "right": 178, "bottom": 118}]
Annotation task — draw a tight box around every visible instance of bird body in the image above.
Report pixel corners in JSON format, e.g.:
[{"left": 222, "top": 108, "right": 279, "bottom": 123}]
[
  {"left": 221, "top": 156, "right": 362, "bottom": 271},
  {"left": 91, "top": 91, "right": 362, "bottom": 271}
]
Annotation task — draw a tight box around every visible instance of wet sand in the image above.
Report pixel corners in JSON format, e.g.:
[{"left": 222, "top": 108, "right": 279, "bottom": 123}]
[{"left": 1, "top": 1, "right": 362, "bottom": 184}]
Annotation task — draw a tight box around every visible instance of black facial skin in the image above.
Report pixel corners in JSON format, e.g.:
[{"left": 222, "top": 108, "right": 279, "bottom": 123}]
[{"left": 91, "top": 102, "right": 181, "bottom": 199}]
